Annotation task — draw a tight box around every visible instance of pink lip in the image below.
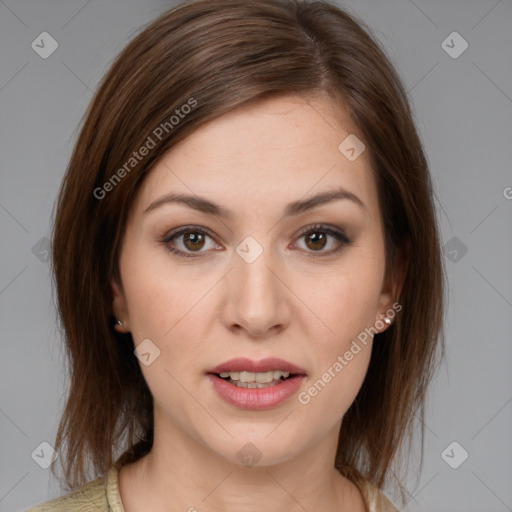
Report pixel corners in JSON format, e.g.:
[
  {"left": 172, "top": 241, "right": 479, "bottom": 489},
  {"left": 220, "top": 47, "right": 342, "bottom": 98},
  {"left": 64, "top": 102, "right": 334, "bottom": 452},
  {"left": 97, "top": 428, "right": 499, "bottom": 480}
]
[
  {"left": 207, "top": 374, "right": 305, "bottom": 410},
  {"left": 207, "top": 357, "right": 307, "bottom": 410},
  {"left": 208, "top": 357, "right": 307, "bottom": 375}
]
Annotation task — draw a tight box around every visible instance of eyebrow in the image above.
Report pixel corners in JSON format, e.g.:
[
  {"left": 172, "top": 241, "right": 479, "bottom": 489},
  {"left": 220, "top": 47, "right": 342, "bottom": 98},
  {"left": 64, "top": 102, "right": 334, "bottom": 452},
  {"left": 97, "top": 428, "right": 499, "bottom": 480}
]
[{"left": 143, "top": 186, "right": 366, "bottom": 218}]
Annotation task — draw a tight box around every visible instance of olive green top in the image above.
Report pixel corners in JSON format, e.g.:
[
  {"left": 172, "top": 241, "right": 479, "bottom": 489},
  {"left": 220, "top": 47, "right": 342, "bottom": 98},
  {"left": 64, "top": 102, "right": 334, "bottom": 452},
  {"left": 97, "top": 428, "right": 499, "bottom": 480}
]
[{"left": 25, "top": 465, "right": 398, "bottom": 511}]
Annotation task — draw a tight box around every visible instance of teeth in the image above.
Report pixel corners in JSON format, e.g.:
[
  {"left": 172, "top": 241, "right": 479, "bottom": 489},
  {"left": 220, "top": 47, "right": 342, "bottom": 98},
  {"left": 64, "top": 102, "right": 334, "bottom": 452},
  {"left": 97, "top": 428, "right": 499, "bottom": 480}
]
[
  {"left": 233, "top": 381, "right": 276, "bottom": 389},
  {"left": 218, "top": 370, "right": 291, "bottom": 383}
]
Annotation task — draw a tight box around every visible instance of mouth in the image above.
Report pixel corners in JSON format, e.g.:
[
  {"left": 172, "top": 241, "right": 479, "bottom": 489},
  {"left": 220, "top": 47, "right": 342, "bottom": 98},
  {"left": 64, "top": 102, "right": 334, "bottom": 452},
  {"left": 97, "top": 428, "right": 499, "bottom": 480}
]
[
  {"left": 213, "top": 370, "right": 300, "bottom": 389},
  {"left": 206, "top": 357, "right": 307, "bottom": 409}
]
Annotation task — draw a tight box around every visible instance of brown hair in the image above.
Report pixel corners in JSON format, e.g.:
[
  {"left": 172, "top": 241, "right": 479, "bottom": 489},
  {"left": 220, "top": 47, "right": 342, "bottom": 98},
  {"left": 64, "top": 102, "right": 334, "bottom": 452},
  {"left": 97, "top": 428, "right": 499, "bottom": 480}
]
[{"left": 50, "top": 0, "right": 446, "bottom": 504}]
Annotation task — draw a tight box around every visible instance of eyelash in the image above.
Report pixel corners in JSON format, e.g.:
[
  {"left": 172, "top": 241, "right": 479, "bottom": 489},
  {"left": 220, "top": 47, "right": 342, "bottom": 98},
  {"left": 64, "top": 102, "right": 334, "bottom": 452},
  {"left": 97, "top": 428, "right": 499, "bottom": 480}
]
[{"left": 160, "top": 223, "right": 353, "bottom": 260}]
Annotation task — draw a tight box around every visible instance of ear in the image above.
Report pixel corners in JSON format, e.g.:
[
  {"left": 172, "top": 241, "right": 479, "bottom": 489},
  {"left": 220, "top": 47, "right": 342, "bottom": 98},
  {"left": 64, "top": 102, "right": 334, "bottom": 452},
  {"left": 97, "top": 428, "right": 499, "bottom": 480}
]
[
  {"left": 111, "top": 278, "right": 130, "bottom": 332},
  {"left": 375, "top": 238, "right": 409, "bottom": 330}
]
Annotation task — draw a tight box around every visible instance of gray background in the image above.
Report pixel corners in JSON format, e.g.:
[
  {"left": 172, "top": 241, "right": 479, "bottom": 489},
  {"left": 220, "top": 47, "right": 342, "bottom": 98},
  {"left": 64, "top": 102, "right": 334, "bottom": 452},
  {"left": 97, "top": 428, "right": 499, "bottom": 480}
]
[{"left": 1, "top": 1, "right": 511, "bottom": 511}]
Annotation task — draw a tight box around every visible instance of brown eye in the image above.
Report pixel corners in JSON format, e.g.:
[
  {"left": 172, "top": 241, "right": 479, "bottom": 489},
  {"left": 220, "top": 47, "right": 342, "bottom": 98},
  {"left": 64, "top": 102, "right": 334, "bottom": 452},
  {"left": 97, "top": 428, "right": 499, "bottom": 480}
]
[
  {"left": 295, "top": 224, "right": 353, "bottom": 258},
  {"left": 161, "top": 227, "right": 219, "bottom": 258},
  {"left": 182, "top": 232, "right": 206, "bottom": 251},
  {"left": 161, "top": 224, "right": 352, "bottom": 260},
  {"left": 304, "top": 232, "right": 328, "bottom": 251}
]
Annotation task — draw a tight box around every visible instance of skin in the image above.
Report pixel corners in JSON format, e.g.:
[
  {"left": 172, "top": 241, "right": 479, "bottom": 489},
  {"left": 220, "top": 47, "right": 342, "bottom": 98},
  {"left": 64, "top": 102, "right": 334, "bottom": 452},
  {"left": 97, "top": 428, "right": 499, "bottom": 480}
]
[{"left": 112, "top": 93, "right": 407, "bottom": 512}]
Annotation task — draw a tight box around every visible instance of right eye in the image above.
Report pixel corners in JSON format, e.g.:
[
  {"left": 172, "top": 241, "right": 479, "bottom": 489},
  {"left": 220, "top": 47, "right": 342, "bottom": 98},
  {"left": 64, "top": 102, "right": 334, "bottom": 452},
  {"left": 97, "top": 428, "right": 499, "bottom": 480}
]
[{"left": 161, "top": 226, "right": 222, "bottom": 258}]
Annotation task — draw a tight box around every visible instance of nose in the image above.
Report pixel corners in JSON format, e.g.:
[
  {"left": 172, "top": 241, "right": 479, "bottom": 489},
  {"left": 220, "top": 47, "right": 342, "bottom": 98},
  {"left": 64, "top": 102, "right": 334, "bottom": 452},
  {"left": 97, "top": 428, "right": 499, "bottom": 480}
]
[{"left": 221, "top": 242, "right": 290, "bottom": 339}]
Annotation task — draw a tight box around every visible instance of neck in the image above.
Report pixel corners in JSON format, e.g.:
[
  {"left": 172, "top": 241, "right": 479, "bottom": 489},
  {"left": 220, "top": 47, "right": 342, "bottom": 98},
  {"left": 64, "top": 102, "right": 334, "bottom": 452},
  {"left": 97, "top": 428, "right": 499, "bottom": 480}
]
[{"left": 118, "top": 409, "right": 367, "bottom": 512}]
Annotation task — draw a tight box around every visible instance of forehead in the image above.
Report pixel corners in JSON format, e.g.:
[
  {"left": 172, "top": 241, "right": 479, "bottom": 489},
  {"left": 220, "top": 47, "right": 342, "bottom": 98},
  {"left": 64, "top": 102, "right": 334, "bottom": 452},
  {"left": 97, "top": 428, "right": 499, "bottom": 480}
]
[{"left": 131, "top": 93, "right": 379, "bottom": 225}]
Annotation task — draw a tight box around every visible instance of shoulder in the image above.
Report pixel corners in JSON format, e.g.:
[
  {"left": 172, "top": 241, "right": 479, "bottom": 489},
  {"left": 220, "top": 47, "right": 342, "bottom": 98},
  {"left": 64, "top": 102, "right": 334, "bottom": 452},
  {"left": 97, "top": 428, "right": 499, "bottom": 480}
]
[
  {"left": 24, "top": 472, "right": 110, "bottom": 512},
  {"left": 356, "top": 478, "right": 399, "bottom": 512}
]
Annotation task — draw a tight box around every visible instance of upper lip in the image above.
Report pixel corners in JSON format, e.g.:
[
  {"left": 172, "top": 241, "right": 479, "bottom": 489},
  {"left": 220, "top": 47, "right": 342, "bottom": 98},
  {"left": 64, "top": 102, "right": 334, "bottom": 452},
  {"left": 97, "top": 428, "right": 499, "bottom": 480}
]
[{"left": 208, "top": 357, "right": 307, "bottom": 375}]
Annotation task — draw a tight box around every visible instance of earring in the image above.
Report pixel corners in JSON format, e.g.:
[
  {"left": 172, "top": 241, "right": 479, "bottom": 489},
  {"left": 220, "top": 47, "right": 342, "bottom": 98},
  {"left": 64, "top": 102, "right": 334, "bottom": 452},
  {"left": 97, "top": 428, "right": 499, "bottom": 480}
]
[
  {"left": 114, "top": 319, "right": 124, "bottom": 333},
  {"left": 384, "top": 317, "right": 392, "bottom": 326}
]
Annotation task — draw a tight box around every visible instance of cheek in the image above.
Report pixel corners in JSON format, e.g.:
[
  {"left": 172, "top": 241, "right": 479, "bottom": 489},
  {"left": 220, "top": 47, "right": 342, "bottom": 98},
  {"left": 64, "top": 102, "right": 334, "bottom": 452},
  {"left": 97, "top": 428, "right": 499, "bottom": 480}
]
[
  {"left": 294, "top": 263, "right": 383, "bottom": 349},
  {"left": 125, "top": 277, "right": 181, "bottom": 338},
  {"left": 298, "top": 329, "right": 373, "bottom": 419},
  {"left": 293, "top": 257, "right": 382, "bottom": 414},
  {"left": 120, "top": 238, "right": 202, "bottom": 340}
]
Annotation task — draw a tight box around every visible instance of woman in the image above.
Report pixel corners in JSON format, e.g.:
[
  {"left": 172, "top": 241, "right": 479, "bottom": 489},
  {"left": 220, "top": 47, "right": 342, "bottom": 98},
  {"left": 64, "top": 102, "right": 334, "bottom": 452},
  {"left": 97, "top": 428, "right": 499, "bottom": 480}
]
[{"left": 26, "top": 0, "right": 445, "bottom": 510}]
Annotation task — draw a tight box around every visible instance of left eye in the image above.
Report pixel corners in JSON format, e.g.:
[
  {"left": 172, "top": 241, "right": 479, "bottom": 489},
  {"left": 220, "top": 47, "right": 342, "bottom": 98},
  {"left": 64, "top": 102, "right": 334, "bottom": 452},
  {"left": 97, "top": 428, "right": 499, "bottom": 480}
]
[
  {"left": 294, "top": 225, "right": 352, "bottom": 256},
  {"left": 161, "top": 224, "right": 352, "bottom": 259}
]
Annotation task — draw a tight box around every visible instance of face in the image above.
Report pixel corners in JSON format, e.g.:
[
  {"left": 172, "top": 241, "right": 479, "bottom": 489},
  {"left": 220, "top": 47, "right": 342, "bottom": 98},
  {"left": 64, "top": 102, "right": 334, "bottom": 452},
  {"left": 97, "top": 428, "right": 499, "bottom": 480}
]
[{"left": 112, "top": 93, "right": 402, "bottom": 467}]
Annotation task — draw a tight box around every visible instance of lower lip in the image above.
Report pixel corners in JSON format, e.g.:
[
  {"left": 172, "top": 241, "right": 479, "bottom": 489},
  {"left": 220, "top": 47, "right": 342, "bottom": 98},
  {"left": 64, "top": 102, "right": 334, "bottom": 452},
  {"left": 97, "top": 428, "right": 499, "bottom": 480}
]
[{"left": 207, "top": 374, "right": 305, "bottom": 410}]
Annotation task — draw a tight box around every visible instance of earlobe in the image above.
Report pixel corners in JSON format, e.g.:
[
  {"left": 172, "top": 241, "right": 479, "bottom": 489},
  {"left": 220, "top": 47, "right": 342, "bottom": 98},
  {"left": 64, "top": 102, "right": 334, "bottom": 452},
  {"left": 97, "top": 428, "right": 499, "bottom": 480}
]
[
  {"left": 110, "top": 279, "right": 130, "bottom": 332},
  {"left": 114, "top": 319, "right": 126, "bottom": 333}
]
